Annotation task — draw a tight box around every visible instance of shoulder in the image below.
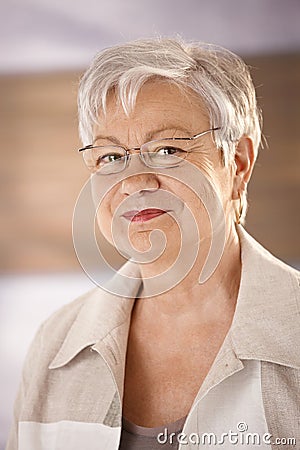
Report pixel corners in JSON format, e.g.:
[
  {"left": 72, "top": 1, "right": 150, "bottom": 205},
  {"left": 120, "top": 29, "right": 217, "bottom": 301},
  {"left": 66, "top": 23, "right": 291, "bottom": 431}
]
[
  {"left": 232, "top": 225, "right": 300, "bottom": 368},
  {"left": 238, "top": 224, "right": 300, "bottom": 290},
  {"left": 24, "top": 287, "right": 100, "bottom": 371},
  {"left": 40, "top": 287, "right": 98, "bottom": 339},
  {"left": 28, "top": 282, "right": 135, "bottom": 371}
]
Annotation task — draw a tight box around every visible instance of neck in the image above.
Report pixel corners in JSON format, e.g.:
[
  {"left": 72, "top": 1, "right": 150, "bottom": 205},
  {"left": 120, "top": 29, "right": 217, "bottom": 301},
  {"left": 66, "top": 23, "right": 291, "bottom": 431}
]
[{"left": 135, "top": 222, "right": 241, "bottom": 323}]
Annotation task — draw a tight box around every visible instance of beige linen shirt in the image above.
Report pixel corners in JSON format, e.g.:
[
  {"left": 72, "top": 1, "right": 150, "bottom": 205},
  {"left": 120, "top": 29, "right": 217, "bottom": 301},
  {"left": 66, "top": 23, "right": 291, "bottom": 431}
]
[{"left": 6, "top": 225, "right": 300, "bottom": 449}]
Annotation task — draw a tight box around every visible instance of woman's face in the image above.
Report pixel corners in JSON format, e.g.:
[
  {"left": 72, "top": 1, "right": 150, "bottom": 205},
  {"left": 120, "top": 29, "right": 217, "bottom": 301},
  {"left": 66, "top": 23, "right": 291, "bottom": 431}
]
[{"left": 92, "top": 81, "right": 235, "bottom": 262}]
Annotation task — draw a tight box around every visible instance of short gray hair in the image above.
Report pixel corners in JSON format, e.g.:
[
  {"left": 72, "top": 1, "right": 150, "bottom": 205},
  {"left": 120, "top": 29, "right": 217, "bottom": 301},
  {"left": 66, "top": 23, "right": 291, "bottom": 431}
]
[{"left": 78, "top": 37, "right": 262, "bottom": 167}]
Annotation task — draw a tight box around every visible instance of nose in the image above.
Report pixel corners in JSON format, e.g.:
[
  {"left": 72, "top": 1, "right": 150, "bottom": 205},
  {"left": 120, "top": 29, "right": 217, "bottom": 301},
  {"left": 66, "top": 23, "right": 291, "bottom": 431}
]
[{"left": 120, "top": 172, "right": 160, "bottom": 196}]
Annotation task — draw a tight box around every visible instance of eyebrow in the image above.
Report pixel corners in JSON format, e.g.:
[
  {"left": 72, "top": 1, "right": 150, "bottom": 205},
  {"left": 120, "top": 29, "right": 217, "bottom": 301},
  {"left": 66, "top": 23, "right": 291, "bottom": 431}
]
[{"left": 93, "top": 125, "right": 193, "bottom": 146}]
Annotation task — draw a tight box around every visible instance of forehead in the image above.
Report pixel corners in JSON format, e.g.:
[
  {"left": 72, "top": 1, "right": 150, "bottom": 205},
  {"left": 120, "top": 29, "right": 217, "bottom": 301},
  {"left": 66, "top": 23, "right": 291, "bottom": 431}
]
[{"left": 94, "top": 80, "right": 210, "bottom": 141}]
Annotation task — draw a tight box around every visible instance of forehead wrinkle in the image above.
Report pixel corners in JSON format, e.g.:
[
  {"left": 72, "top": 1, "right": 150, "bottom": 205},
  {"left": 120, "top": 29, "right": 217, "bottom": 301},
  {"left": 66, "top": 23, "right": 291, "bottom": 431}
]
[
  {"left": 93, "top": 134, "right": 121, "bottom": 145},
  {"left": 93, "top": 124, "right": 196, "bottom": 146}
]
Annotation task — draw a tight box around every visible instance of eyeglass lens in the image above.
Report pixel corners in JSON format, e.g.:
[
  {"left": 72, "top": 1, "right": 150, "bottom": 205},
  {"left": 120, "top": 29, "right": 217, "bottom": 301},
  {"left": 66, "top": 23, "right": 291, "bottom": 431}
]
[{"left": 83, "top": 139, "right": 192, "bottom": 174}]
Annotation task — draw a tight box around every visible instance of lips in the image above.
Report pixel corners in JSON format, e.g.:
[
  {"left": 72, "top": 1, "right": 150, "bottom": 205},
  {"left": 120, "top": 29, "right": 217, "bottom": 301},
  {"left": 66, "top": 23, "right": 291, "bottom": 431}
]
[{"left": 122, "top": 208, "right": 168, "bottom": 222}]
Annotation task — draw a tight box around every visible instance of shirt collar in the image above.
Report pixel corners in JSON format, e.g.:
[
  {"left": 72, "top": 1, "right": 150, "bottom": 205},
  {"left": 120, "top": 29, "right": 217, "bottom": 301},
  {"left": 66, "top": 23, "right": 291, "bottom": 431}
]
[
  {"left": 231, "top": 225, "right": 300, "bottom": 369},
  {"left": 48, "top": 262, "right": 140, "bottom": 370},
  {"left": 49, "top": 225, "right": 300, "bottom": 374}
]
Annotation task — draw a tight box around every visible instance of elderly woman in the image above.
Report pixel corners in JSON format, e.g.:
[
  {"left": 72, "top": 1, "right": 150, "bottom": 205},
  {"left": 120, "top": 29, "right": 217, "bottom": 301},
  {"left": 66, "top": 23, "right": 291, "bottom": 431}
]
[{"left": 7, "top": 38, "right": 299, "bottom": 450}]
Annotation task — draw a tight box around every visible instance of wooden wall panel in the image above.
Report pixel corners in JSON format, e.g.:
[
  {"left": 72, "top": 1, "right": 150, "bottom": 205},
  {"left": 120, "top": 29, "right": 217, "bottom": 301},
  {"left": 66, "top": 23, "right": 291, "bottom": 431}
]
[
  {"left": 0, "top": 54, "right": 299, "bottom": 272},
  {"left": 245, "top": 54, "right": 300, "bottom": 264}
]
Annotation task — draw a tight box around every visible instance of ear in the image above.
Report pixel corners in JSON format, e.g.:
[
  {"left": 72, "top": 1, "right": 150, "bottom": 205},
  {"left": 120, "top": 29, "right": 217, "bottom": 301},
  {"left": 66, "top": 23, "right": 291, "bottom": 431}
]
[{"left": 232, "top": 136, "right": 256, "bottom": 200}]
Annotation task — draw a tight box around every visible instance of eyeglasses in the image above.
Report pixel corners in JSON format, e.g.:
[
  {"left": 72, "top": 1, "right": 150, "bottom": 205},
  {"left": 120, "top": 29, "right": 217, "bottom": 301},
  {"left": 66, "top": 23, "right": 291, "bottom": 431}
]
[{"left": 78, "top": 127, "right": 221, "bottom": 175}]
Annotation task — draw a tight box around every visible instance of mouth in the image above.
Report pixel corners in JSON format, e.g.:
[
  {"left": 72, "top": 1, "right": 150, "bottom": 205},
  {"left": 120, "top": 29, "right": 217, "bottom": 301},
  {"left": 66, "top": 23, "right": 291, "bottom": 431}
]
[{"left": 122, "top": 208, "right": 169, "bottom": 223}]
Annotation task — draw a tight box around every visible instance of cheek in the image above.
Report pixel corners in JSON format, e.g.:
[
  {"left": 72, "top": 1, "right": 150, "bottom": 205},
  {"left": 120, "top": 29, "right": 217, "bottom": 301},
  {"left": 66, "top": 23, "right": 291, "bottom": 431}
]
[
  {"left": 93, "top": 179, "right": 125, "bottom": 243},
  {"left": 96, "top": 195, "right": 114, "bottom": 242},
  {"left": 180, "top": 186, "right": 211, "bottom": 232},
  {"left": 170, "top": 167, "right": 229, "bottom": 242},
  {"left": 193, "top": 156, "right": 234, "bottom": 205},
  {"left": 212, "top": 164, "right": 235, "bottom": 208}
]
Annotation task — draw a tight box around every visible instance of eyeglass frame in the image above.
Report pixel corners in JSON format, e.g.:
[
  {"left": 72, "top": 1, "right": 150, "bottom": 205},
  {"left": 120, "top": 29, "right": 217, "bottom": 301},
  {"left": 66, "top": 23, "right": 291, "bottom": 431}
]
[{"left": 78, "top": 126, "right": 221, "bottom": 174}]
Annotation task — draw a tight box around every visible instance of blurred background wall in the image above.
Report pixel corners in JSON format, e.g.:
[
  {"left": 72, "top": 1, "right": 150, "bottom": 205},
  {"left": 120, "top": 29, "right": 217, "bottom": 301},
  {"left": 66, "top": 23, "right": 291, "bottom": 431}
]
[{"left": 0, "top": 0, "right": 300, "bottom": 447}]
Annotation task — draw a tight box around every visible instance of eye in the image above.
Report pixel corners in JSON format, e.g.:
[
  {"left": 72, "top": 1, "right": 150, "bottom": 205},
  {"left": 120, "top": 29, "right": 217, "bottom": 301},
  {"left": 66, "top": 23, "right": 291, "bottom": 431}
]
[
  {"left": 155, "top": 146, "right": 185, "bottom": 156},
  {"left": 92, "top": 147, "right": 125, "bottom": 167},
  {"left": 99, "top": 153, "right": 124, "bottom": 164}
]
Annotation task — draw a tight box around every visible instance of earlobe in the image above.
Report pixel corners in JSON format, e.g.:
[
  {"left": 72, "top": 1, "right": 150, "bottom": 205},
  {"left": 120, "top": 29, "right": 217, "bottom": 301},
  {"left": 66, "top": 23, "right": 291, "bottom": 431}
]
[{"left": 232, "top": 136, "right": 256, "bottom": 199}]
